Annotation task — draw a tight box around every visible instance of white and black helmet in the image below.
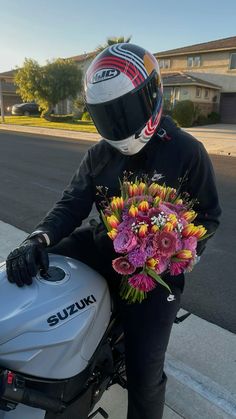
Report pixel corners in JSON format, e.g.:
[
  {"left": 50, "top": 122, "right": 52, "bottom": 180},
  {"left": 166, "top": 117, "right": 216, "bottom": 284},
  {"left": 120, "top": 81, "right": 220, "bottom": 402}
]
[{"left": 84, "top": 43, "right": 163, "bottom": 155}]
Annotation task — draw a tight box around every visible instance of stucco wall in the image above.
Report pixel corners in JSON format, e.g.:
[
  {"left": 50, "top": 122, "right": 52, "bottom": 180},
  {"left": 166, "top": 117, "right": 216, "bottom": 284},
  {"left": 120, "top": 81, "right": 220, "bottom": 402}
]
[{"left": 159, "top": 50, "right": 236, "bottom": 92}]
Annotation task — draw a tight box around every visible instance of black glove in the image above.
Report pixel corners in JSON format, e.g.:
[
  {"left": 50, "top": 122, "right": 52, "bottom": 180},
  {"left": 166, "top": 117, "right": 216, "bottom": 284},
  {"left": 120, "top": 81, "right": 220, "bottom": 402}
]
[{"left": 6, "top": 233, "right": 49, "bottom": 287}]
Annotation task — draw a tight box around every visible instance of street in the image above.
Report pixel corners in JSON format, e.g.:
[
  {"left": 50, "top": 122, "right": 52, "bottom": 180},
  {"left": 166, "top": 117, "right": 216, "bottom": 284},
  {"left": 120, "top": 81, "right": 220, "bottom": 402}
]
[{"left": 0, "top": 131, "right": 235, "bottom": 333}]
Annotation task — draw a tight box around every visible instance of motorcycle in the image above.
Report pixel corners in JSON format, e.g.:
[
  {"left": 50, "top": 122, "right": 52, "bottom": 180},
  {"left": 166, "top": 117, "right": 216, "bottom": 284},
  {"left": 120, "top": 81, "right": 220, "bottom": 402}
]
[{"left": 0, "top": 254, "right": 190, "bottom": 419}]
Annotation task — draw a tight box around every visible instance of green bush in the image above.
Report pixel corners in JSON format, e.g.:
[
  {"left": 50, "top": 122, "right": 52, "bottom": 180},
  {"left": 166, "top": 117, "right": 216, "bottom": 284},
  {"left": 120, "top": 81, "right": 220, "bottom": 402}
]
[
  {"left": 172, "top": 100, "right": 195, "bottom": 127},
  {"left": 81, "top": 111, "right": 92, "bottom": 121},
  {"left": 207, "top": 111, "right": 220, "bottom": 124},
  {"left": 47, "top": 114, "right": 75, "bottom": 122},
  {"left": 194, "top": 114, "right": 209, "bottom": 126}
]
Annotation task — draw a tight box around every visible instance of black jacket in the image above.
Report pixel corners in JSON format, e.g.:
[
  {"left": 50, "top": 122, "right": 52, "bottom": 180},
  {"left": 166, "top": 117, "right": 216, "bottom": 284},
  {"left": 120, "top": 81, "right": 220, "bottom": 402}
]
[{"left": 36, "top": 116, "right": 221, "bottom": 255}]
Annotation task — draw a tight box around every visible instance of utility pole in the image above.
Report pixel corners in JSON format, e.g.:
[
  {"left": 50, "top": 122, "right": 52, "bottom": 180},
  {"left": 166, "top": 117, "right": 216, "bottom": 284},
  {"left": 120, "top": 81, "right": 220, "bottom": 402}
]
[{"left": 0, "top": 78, "right": 5, "bottom": 123}]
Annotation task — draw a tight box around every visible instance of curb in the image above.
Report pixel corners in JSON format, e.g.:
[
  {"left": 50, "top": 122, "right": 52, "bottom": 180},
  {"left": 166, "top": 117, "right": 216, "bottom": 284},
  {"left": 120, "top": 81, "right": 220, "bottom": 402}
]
[{"left": 1, "top": 123, "right": 236, "bottom": 157}]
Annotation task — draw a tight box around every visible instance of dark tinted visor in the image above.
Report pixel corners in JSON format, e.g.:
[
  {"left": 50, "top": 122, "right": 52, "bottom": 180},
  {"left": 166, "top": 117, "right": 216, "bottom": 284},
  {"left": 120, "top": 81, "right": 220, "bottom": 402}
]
[{"left": 86, "top": 73, "right": 160, "bottom": 141}]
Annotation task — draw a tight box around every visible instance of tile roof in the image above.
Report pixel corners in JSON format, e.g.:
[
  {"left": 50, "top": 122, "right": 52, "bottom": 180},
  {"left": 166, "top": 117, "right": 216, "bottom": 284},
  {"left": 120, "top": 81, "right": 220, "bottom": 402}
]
[
  {"left": 162, "top": 72, "right": 221, "bottom": 89},
  {"left": 156, "top": 36, "right": 236, "bottom": 57},
  {"left": 0, "top": 69, "right": 17, "bottom": 79}
]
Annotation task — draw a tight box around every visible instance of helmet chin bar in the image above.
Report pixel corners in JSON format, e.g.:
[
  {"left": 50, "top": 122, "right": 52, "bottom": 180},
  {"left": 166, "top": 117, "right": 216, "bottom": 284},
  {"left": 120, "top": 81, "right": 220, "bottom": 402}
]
[{"left": 104, "top": 135, "right": 149, "bottom": 155}]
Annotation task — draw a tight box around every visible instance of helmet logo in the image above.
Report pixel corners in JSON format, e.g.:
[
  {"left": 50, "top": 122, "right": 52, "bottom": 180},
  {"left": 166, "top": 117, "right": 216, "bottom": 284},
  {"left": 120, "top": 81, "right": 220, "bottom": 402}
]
[{"left": 90, "top": 68, "right": 120, "bottom": 84}]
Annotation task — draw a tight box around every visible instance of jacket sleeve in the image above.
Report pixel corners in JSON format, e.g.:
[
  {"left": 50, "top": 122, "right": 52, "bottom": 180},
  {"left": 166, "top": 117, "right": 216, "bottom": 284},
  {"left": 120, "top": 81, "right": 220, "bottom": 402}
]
[
  {"left": 35, "top": 149, "right": 94, "bottom": 245},
  {"left": 186, "top": 142, "right": 221, "bottom": 255}
]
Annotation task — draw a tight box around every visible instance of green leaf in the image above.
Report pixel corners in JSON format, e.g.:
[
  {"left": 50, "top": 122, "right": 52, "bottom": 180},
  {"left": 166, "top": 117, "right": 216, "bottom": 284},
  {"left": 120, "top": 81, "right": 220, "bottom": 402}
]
[{"left": 146, "top": 268, "right": 172, "bottom": 293}]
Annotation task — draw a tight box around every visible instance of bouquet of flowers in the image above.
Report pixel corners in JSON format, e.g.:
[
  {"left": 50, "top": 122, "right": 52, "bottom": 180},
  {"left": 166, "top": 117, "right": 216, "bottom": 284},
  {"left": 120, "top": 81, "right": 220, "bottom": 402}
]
[{"left": 100, "top": 174, "right": 208, "bottom": 303}]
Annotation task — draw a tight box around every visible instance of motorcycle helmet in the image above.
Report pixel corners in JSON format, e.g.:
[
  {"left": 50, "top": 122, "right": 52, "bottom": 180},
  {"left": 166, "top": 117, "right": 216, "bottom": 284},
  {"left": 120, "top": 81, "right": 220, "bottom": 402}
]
[{"left": 84, "top": 43, "right": 163, "bottom": 155}]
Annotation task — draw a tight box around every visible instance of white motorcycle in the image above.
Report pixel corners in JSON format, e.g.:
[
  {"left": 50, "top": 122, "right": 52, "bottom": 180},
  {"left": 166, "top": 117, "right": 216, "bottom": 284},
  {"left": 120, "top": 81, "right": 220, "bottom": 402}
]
[{"left": 0, "top": 254, "right": 189, "bottom": 419}]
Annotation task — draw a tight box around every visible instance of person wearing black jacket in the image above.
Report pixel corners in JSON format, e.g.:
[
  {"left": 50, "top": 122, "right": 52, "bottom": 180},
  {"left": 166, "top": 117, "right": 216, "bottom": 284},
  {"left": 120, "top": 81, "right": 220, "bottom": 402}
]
[{"left": 6, "top": 44, "right": 221, "bottom": 419}]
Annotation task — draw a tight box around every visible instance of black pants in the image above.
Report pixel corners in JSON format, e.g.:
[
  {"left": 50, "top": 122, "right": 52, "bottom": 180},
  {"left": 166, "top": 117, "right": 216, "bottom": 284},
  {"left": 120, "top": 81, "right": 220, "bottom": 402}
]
[{"left": 49, "top": 225, "right": 183, "bottom": 419}]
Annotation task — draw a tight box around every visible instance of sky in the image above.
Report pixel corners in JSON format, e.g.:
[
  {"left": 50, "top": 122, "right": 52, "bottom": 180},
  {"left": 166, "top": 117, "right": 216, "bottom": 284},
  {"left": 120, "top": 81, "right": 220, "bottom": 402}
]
[{"left": 1, "top": 0, "right": 236, "bottom": 73}]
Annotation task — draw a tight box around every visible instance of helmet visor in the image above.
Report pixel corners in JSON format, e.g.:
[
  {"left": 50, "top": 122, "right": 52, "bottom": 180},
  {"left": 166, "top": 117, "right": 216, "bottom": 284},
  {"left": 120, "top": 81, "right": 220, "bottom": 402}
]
[{"left": 86, "top": 73, "right": 160, "bottom": 141}]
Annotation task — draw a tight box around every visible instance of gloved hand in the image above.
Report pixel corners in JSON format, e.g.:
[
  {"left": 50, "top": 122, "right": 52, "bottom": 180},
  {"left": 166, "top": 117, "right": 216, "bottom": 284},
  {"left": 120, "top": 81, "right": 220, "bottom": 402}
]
[{"left": 6, "top": 233, "right": 49, "bottom": 287}]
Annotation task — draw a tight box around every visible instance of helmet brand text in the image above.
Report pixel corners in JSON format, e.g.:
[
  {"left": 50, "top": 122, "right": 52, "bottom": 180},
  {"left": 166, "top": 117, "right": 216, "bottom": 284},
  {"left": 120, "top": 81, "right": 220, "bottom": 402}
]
[{"left": 91, "top": 68, "right": 120, "bottom": 84}]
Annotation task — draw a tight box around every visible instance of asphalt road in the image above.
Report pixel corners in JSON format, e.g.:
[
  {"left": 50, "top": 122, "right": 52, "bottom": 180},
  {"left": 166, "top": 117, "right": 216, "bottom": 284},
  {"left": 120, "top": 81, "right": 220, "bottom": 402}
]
[{"left": 0, "top": 131, "right": 235, "bottom": 333}]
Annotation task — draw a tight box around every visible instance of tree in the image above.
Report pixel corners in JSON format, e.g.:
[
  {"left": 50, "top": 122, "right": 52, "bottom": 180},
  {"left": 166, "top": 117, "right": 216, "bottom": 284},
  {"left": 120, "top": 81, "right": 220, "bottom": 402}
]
[
  {"left": 96, "top": 36, "right": 132, "bottom": 52},
  {"left": 15, "top": 58, "right": 82, "bottom": 118}
]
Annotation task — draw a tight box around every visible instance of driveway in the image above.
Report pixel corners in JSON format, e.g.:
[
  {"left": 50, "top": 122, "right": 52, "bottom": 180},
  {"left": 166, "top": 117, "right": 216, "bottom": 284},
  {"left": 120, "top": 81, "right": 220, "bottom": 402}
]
[{"left": 185, "top": 123, "right": 236, "bottom": 157}]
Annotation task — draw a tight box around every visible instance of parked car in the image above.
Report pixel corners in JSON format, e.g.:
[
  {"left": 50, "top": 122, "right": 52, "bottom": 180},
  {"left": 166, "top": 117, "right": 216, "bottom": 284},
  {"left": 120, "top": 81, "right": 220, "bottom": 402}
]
[{"left": 12, "top": 102, "right": 40, "bottom": 116}]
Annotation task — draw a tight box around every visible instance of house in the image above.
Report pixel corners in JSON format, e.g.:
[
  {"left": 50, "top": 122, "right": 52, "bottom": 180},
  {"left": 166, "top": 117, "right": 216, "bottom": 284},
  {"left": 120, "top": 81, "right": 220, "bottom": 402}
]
[
  {"left": 155, "top": 36, "right": 236, "bottom": 123},
  {"left": 0, "top": 70, "right": 22, "bottom": 114},
  {"left": 2, "top": 36, "right": 236, "bottom": 123}
]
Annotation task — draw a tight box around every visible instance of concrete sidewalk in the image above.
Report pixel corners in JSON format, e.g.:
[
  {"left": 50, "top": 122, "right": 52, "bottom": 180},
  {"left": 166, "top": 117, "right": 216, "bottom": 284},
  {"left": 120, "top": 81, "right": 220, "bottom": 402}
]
[
  {"left": 1, "top": 122, "right": 236, "bottom": 157},
  {"left": 1, "top": 221, "right": 236, "bottom": 419}
]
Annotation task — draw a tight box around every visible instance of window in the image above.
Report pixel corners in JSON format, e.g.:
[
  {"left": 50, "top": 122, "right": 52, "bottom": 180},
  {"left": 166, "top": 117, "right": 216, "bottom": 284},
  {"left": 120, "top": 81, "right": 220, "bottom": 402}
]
[
  {"left": 196, "top": 87, "right": 202, "bottom": 98},
  {"left": 159, "top": 59, "right": 171, "bottom": 69},
  {"left": 187, "top": 56, "right": 201, "bottom": 67},
  {"left": 229, "top": 53, "right": 236, "bottom": 69},
  {"left": 204, "top": 89, "right": 209, "bottom": 99}
]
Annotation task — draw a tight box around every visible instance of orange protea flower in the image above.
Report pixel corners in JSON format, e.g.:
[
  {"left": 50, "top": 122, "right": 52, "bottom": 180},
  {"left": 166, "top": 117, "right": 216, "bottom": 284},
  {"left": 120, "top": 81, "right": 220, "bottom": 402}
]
[
  {"left": 129, "top": 204, "right": 138, "bottom": 217},
  {"left": 146, "top": 258, "right": 158, "bottom": 269},
  {"left": 138, "top": 200, "right": 149, "bottom": 212},
  {"left": 107, "top": 229, "right": 118, "bottom": 240},
  {"left": 151, "top": 225, "right": 159, "bottom": 233},
  {"left": 182, "top": 210, "right": 197, "bottom": 222},
  {"left": 138, "top": 224, "right": 148, "bottom": 237},
  {"left": 175, "top": 250, "right": 192, "bottom": 259},
  {"left": 107, "top": 215, "right": 120, "bottom": 229},
  {"left": 163, "top": 222, "right": 174, "bottom": 232}
]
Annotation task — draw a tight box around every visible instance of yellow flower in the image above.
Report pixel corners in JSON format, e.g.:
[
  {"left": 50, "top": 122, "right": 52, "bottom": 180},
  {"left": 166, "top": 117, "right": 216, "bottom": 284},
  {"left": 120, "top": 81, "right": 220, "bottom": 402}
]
[
  {"left": 129, "top": 183, "right": 139, "bottom": 197},
  {"left": 138, "top": 200, "right": 149, "bottom": 212},
  {"left": 168, "top": 213, "right": 178, "bottom": 227},
  {"left": 138, "top": 224, "right": 148, "bottom": 237},
  {"left": 163, "top": 222, "right": 174, "bottom": 232},
  {"left": 175, "top": 250, "right": 192, "bottom": 259},
  {"left": 138, "top": 182, "right": 146, "bottom": 194},
  {"left": 182, "top": 223, "right": 195, "bottom": 237},
  {"left": 107, "top": 229, "right": 118, "bottom": 240},
  {"left": 146, "top": 258, "right": 158, "bottom": 269},
  {"left": 153, "top": 196, "right": 161, "bottom": 206},
  {"left": 182, "top": 210, "right": 197, "bottom": 222},
  {"left": 129, "top": 204, "right": 138, "bottom": 217},
  {"left": 151, "top": 225, "right": 159, "bottom": 233},
  {"left": 149, "top": 183, "right": 159, "bottom": 196},
  {"left": 107, "top": 215, "right": 120, "bottom": 229},
  {"left": 193, "top": 225, "right": 207, "bottom": 239},
  {"left": 111, "top": 197, "right": 124, "bottom": 211}
]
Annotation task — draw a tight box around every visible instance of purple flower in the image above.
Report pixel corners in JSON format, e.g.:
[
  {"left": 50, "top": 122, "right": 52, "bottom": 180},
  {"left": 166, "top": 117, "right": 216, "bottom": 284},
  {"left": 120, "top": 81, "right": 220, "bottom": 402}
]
[
  {"left": 141, "top": 234, "right": 156, "bottom": 258},
  {"left": 113, "top": 230, "right": 138, "bottom": 254},
  {"left": 182, "top": 236, "right": 198, "bottom": 253},
  {"left": 128, "top": 273, "right": 156, "bottom": 292},
  {"left": 128, "top": 246, "right": 147, "bottom": 267}
]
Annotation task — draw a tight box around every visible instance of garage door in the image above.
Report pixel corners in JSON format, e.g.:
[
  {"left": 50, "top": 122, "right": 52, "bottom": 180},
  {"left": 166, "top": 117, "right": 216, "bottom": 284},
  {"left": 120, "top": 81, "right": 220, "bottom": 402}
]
[{"left": 220, "top": 93, "right": 236, "bottom": 123}]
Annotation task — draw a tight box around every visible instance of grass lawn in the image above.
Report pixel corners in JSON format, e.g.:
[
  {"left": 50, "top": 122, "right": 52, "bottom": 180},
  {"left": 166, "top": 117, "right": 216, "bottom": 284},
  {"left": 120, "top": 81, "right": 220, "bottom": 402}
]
[{"left": 1, "top": 116, "right": 98, "bottom": 133}]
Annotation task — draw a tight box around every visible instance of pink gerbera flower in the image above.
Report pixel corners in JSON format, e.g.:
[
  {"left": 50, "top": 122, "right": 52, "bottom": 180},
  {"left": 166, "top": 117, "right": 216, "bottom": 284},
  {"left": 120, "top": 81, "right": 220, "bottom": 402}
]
[
  {"left": 169, "top": 260, "right": 189, "bottom": 276},
  {"left": 128, "top": 273, "right": 156, "bottom": 292},
  {"left": 112, "top": 257, "right": 136, "bottom": 275},
  {"left": 155, "top": 231, "right": 178, "bottom": 257}
]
